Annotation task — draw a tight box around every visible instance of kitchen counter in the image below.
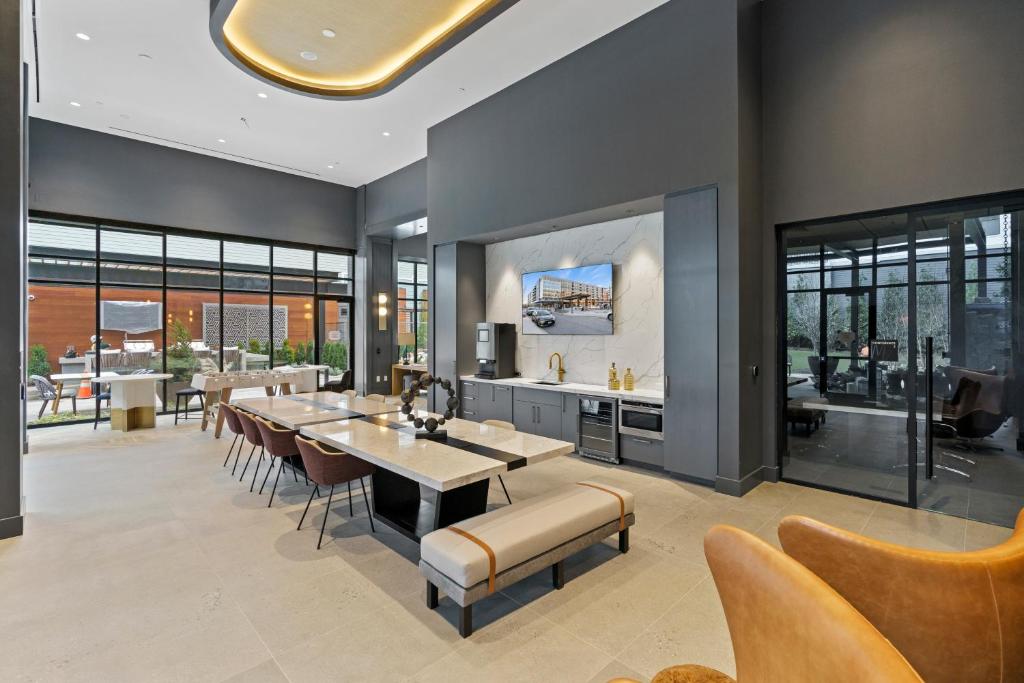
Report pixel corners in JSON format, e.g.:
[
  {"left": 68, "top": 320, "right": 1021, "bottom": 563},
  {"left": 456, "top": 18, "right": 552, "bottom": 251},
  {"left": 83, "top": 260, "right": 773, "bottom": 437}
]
[{"left": 460, "top": 375, "right": 663, "bottom": 403}]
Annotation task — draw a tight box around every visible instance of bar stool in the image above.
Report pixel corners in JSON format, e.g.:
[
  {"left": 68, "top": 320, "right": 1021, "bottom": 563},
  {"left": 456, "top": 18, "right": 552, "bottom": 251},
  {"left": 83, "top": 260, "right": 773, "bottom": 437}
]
[
  {"left": 219, "top": 402, "right": 245, "bottom": 469},
  {"left": 294, "top": 435, "right": 376, "bottom": 549},
  {"left": 253, "top": 416, "right": 308, "bottom": 506},
  {"left": 174, "top": 387, "right": 205, "bottom": 424},
  {"left": 234, "top": 410, "right": 266, "bottom": 490}
]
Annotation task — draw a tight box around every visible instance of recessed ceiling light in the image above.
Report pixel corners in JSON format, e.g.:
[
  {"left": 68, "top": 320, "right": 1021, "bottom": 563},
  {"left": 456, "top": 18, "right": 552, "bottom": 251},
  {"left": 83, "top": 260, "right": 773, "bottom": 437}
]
[
  {"left": 138, "top": 53, "right": 152, "bottom": 60},
  {"left": 217, "top": 138, "right": 226, "bottom": 143},
  {"left": 75, "top": 32, "right": 90, "bottom": 41},
  {"left": 382, "top": 131, "right": 391, "bottom": 137},
  {"left": 69, "top": 101, "right": 81, "bottom": 107},
  {"left": 327, "top": 164, "right": 334, "bottom": 169},
  {"left": 299, "top": 51, "right": 318, "bottom": 61},
  {"left": 321, "top": 28, "right": 336, "bottom": 38},
  {"left": 257, "top": 92, "right": 268, "bottom": 99}
]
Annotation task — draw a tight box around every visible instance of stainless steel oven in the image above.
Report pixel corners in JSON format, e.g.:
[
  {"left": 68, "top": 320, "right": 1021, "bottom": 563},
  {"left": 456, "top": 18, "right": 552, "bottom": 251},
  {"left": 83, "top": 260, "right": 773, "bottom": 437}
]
[{"left": 619, "top": 400, "right": 663, "bottom": 440}]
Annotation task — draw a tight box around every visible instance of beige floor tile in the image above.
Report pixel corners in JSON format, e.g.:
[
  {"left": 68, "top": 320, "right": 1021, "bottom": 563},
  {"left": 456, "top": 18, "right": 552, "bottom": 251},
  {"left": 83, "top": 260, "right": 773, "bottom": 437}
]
[
  {"left": 964, "top": 519, "right": 1015, "bottom": 551},
  {"left": 587, "top": 660, "right": 649, "bottom": 683},
  {"left": 502, "top": 540, "right": 708, "bottom": 656},
  {"left": 616, "top": 576, "right": 735, "bottom": 680},
  {"left": 861, "top": 502, "right": 968, "bottom": 551},
  {"left": 643, "top": 497, "right": 776, "bottom": 560},
  {"left": 219, "top": 659, "right": 289, "bottom": 683},
  {"left": 412, "top": 600, "right": 613, "bottom": 683}
]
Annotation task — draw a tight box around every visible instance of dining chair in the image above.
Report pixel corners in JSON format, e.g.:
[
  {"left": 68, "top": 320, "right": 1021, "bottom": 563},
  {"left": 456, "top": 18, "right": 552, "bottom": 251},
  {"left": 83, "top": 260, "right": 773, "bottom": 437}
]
[
  {"left": 234, "top": 410, "right": 266, "bottom": 490},
  {"left": 482, "top": 419, "right": 515, "bottom": 504},
  {"left": 365, "top": 393, "right": 387, "bottom": 403},
  {"left": 218, "top": 402, "right": 244, "bottom": 469},
  {"left": 294, "top": 435, "right": 376, "bottom": 549},
  {"left": 29, "top": 375, "right": 77, "bottom": 419},
  {"left": 342, "top": 389, "right": 357, "bottom": 398},
  {"left": 253, "top": 416, "right": 308, "bottom": 507}
]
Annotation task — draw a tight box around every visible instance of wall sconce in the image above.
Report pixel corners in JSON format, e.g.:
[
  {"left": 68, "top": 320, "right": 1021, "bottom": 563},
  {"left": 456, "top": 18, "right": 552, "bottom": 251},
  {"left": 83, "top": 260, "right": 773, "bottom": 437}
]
[{"left": 377, "top": 292, "right": 388, "bottom": 331}]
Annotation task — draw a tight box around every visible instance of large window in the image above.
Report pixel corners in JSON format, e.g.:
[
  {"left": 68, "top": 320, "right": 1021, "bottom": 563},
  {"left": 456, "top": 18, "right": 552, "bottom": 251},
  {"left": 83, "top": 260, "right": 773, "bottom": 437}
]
[
  {"left": 27, "top": 216, "right": 354, "bottom": 426},
  {"left": 396, "top": 259, "right": 428, "bottom": 364}
]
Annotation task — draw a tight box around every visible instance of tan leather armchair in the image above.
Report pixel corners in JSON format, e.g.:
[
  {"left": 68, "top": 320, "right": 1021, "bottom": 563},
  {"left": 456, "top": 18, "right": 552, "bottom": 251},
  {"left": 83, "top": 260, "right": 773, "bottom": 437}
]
[
  {"left": 611, "top": 525, "right": 922, "bottom": 683},
  {"left": 779, "top": 509, "right": 1024, "bottom": 683}
]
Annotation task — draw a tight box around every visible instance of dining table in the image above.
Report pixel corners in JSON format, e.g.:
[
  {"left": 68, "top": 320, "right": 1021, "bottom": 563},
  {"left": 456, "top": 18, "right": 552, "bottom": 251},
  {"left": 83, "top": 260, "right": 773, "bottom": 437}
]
[
  {"left": 233, "top": 391, "right": 399, "bottom": 429},
  {"left": 299, "top": 409, "right": 575, "bottom": 541}
]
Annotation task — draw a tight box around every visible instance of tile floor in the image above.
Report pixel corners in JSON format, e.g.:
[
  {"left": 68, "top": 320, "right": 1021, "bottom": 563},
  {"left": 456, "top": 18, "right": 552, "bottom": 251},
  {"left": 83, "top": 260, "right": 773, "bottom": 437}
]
[{"left": 0, "top": 417, "right": 1013, "bottom": 682}]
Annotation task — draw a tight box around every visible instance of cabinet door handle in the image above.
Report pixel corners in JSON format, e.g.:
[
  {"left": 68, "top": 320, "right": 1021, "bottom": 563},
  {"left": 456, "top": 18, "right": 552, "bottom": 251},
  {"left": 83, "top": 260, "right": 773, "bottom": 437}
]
[{"left": 633, "top": 437, "right": 652, "bottom": 445}]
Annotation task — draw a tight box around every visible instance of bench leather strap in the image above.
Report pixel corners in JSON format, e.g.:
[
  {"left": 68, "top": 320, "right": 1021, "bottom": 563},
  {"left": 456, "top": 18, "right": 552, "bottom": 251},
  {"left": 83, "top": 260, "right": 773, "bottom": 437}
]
[
  {"left": 576, "top": 482, "right": 626, "bottom": 531},
  {"left": 448, "top": 526, "right": 496, "bottom": 594}
]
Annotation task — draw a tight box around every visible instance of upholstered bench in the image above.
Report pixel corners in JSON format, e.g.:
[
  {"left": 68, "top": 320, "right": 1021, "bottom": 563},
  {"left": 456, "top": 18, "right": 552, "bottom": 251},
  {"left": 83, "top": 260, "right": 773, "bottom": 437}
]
[{"left": 419, "top": 480, "right": 635, "bottom": 637}]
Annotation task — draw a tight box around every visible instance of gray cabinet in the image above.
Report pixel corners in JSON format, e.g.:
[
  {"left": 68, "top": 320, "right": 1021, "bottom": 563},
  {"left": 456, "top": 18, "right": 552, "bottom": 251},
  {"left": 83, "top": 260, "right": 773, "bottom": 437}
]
[
  {"left": 619, "top": 434, "right": 664, "bottom": 468},
  {"left": 459, "top": 381, "right": 514, "bottom": 424},
  {"left": 663, "top": 187, "right": 718, "bottom": 483},
  {"left": 513, "top": 387, "right": 564, "bottom": 439},
  {"left": 430, "top": 243, "right": 485, "bottom": 412}
]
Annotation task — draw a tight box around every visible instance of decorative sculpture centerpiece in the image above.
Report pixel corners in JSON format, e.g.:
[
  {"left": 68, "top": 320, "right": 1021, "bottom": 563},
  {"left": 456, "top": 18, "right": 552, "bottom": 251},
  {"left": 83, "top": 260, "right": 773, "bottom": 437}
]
[{"left": 401, "top": 373, "right": 458, "bottom": 440}]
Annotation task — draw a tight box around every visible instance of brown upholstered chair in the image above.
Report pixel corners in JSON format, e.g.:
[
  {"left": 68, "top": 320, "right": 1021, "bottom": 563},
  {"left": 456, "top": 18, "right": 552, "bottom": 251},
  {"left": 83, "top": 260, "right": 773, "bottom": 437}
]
[
  {"left": 234, "top": 410, "right": 266, "bottom": 491},
  {"left": 253, "top": 417, "right": 307, "bottom": 507},
  {"left": 294, "top": 436, "right": 376, "bottom": 549},
  {"left": 219, "top": 402, "right": 245, "bottom": 470},
  {"left": 779, "top": 509, "right": 1024, "bottom": 683},
  {"left": 611, "top": 525, "right": 922, "bottom": 683}
]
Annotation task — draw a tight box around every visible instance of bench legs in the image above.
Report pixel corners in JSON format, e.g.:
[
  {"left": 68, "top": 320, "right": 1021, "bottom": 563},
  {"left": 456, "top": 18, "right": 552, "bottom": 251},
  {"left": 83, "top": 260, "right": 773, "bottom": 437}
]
[
  {"left": 426, "top": 581, "right": 438, "bottom": 609},
  {"left": 459, "top": 605, "right": 473, "bottom": 638},
  {"left": 619, "top": 528, "right": 630, "bottom": 553},
  {"left": 552, "top": 561, "right": 565, "bottom": 589}
]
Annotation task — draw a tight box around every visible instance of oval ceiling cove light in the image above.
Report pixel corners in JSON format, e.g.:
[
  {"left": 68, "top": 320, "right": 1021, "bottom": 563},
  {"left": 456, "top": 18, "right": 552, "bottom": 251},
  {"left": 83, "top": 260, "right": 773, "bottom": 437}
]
[
  {"left": 75, "top": 32, "right": 91, "bottom": 41},
  {"left": 209, "top": 0, "right": 521, "bottom": 99}
]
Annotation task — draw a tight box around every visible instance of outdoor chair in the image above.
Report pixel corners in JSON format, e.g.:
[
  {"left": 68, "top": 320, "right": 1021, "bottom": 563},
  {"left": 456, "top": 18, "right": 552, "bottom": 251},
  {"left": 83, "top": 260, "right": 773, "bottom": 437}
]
[{"left": 30, "top": 375, "right": 77, "bottom": 419}]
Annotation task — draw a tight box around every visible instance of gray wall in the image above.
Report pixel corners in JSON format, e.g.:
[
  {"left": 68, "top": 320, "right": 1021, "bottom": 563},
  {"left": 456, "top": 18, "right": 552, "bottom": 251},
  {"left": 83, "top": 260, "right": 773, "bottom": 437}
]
[
  {"left": 395, "top": 233, "right": 428, "bottom": 260},
  {"left": 365, "top": 158, "right": 427, "bottom": 235},
  {"left": 1, "top": 0, "right": 24, "bottom": 539},
  {"left": 28, "top": 119, "right": 358, "bottom": 248},
  {"left": 426, "top": 0, "right": 765, "bottom": 493},
  {"left": 761, "top": 0, "right": 1024, "bottom": 471}
]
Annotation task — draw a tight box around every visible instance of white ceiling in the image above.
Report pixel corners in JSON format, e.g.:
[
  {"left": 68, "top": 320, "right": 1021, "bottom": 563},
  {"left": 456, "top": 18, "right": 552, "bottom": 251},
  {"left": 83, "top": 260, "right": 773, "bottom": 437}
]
[{"left": 24, "top": 0, "right": 669, "bottom": 187}]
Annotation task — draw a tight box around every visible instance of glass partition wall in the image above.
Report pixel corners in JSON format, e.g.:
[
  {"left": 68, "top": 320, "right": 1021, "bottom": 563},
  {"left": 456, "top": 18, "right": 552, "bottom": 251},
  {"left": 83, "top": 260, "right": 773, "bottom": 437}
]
[
  {"left": 27, "top": 216, "right": 354, "bottom": 427},
  {"left": 778, "top": 194, "right": 1024, "bottom": 527},
  {"left": 396, "top": 259, "right": 429, "bottom": 364}
]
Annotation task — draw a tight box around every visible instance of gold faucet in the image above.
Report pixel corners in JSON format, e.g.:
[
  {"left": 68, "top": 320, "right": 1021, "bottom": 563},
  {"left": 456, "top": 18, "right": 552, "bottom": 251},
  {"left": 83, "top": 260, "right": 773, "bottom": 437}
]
[{"left": 549, "top": 352, "right": 565, "bottom": 383}]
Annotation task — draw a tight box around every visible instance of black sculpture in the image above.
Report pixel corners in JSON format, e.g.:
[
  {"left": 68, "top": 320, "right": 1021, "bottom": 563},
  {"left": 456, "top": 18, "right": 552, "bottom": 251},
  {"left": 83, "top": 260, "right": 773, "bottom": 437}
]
[{"left": 401, "top": 373, "right": 458, "bottom": 440}]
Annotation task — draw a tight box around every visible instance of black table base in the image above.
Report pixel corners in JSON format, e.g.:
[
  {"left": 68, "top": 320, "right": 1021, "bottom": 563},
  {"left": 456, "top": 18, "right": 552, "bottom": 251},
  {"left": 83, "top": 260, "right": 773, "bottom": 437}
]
[{"left": 370, "top": 467, "right": 490, "bottom": 542}]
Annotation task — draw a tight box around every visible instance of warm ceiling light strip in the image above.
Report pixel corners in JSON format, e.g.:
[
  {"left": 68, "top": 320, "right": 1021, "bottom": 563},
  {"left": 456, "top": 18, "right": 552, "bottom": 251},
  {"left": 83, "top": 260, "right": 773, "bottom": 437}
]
[{"left": 211, "top": 0, "right": 516, "bottom": 98}]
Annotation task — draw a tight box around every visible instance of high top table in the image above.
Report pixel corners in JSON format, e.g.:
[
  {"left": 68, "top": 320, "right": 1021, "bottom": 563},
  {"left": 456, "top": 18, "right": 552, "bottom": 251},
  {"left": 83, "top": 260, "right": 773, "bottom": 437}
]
[
  {"left": 300, "top": 410, "right": 575, "bottom": 541},
  {"left": 91, "top": 373, "right": 173, "bottom": 431},
  {"left": 234, "top": 391, "right": 398, "bottom": 430},
  {"left": 191, "top": 367, "right": 323, "bottom": 436}
]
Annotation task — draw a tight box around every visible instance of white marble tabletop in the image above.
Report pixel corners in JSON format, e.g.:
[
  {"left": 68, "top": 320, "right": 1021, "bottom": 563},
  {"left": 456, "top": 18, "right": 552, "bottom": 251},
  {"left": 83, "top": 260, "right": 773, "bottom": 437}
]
[
  {"left": 91, "top": 373, "right": 173, "bottom": 383},
  {"left": 460, "top": 375, "right": 664, "bottom": 403},
  {"left": 234, "top": 392, "right": 398, "bottom": 429},
  {"left": 299, "top": 411, "right": 574, "bottom": 491},
  {"left": 51, "top": 371, "right": 117, "bottom": 381}
]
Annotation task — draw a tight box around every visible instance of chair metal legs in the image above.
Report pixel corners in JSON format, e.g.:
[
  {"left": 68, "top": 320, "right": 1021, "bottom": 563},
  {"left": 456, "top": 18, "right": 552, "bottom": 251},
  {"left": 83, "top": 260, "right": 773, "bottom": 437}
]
[
  {"left": 259, "top": 456, "right": 276, "bottom": 495},
  {"left": 238, "top": 444, "right": 257, "bottom": 480},
  {"left": 298, "top": 485, "right": 318, "bottom": 530},
  {"left": 223, "top": 433, "right": 239, "bottom": 467},
  {"left": 347, "top": 481, "right": 353, "bottom": 517},
  {"left": 251, "top": 451, "right": 269, "bottom": 493},
  {"left": 318, "top": 484, "right": 336, "bottom": 549},
  {"left": 266, "top": 458, "right": 285, "bottom": 506},
  {"left": 38, "top": 400, "right": 48, "bottom": 420},
  {"left": 498, "top": 475, "right": 512, "bottom": 505}
]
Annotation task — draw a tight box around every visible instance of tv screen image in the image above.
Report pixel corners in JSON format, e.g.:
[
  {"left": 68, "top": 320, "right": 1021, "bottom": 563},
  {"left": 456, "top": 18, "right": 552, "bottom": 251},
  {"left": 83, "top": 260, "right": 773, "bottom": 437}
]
[{"left": 521, "top": 263, "right": 613, "bottom": 335}]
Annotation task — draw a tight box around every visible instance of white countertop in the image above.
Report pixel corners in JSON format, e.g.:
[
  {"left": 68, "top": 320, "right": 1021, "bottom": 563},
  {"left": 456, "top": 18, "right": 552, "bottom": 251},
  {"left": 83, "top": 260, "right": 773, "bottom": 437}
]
[
  {"left": 91, "top": 373, "right": 173, "bottom": 382},
  {"left": 460, "top": 375, "right": 664, "bottom": 403}
]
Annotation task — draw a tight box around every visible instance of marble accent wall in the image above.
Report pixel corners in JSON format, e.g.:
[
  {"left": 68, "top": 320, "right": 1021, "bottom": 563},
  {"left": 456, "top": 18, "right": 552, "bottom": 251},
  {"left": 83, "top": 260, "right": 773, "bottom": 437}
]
[{"left": 485, "top": 212, "right": 663, "bottom": 389}]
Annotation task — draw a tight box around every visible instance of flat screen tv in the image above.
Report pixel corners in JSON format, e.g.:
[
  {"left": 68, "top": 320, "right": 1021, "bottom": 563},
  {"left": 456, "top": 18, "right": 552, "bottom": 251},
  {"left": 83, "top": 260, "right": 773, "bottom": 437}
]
[{"left": 522, "top": 263, "right": 613, "bottom": 335}]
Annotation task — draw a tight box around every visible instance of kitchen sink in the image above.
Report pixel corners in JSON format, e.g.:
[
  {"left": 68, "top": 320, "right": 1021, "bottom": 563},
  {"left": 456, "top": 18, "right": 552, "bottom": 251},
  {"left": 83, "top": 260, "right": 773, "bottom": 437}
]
[{"left": 531, "top": 380, "right": 564, "bottom": 386}]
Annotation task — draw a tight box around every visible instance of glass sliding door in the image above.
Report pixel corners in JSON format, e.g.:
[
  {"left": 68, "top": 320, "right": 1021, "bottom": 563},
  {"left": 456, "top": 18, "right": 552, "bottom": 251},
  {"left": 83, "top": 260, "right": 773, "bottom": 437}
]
[
  {"left": 316, "top": 297, "right": 353, "bottom": 385},
  {"left": 779, "top": 194, "right": 1024, "bottom": 527}
]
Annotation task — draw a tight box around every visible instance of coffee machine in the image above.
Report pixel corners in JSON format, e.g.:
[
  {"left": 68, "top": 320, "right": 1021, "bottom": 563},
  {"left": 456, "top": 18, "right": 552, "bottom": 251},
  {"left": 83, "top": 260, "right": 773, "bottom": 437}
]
[{"left": 475, "top": 322, "right": 516, "bottom": 379}]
